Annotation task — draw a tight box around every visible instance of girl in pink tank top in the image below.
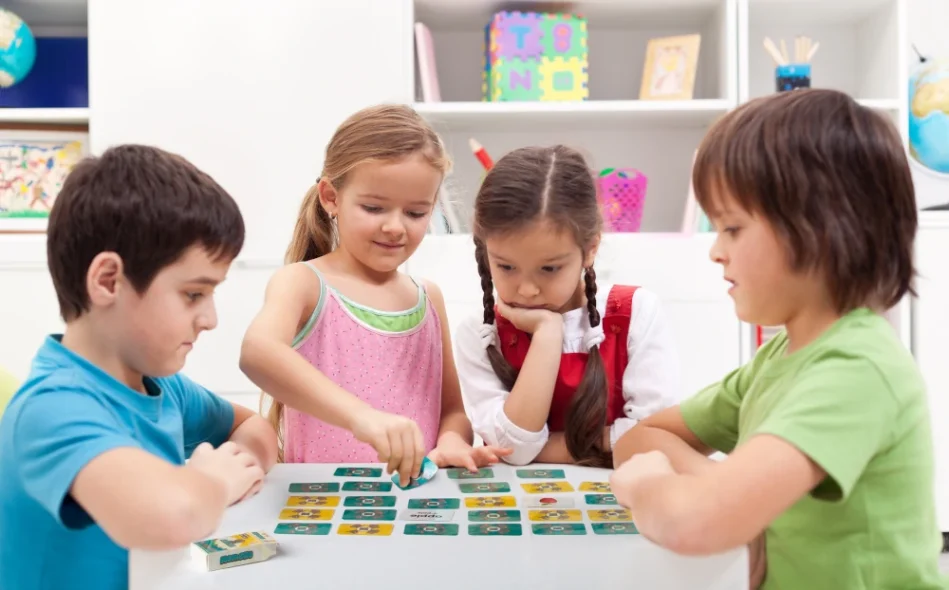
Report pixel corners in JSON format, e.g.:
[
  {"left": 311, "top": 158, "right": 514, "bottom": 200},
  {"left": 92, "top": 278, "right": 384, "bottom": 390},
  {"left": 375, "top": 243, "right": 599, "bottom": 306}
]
[{"left": 239, "top": 104, "right": 510, "bottom": 485}]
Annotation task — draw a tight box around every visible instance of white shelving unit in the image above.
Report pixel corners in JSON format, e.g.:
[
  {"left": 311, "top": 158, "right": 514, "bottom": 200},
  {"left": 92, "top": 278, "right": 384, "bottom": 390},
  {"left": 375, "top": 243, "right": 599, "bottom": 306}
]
[
  {"left": 410, "top": 0, "right": 908, "bottom": 235},
  {"left": 0, "top": 108, "right": 89, "bottom": 125}
]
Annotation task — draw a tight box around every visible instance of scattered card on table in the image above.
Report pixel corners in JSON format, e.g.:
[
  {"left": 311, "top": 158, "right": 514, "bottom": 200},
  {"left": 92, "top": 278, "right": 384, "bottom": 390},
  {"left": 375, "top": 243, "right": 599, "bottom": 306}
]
[
  {"left": 584, "top": 493, "right": 618, "bottom": 505},
  {"left": 592, "top": 522, "right": 639, "bottom": 535},
  {"left": 343, "top": 495, "right": 397, "bottom": 507},
  {"left": 521, "top": 481, "right": 574, "bottom": 494},
  {"left": 286, "top": 495, "right": 340, "bottom": 507},
  {"left": 342, "top": 481, "right": 393, "bottom": 492},
  {"left": 459, "top": 482, "right": 511, "bottom": 494},
  {"left": 342, "top": 509, "right": 397, "bottom": 521},
  {"left": 528, "top": 509, "right": 582, "bottom": 522},
  {"left": 398, "top": 509, "right": 456, "bottom": 522},
  {"left": 407, "top": 498, "right": 460, "bottom": 510},
  {"left": 446, "top": 467, "right": 494, "bottom": 479},
  {"left": 334, "top": 467, "right": 383, "bottom": 478},
  {"left": 273, "top": 523, "right": 331, "bottom": 536},
  {"left": 468, "top": 523, "right": 522, "bottom": 536},
  {"left": 468, "top": 509, "right": 521, "bottom": 522},
  {"left": 288, "top": 482, "right": 339, "bottom": 494},
  {"left": 532, "top": 523, "right": 587, "bottom": 535},
  {"left": 465, "top": 495, "right": 516, "bottom": 508},
  {"left": 278, "top": 508, "right": 334, "bottom": 521},
  {"left": 588, "top": 509, "right": 633, "bottom": 521},
  {"left": 515, "top": 468, "right": 566, "bottom": 479},
  {"left": 337, "top": 524, "right": 394, "bottom": 536},
  {"left": 579, "top": 481, "right": 611, "bottom": 492},
  {"left": 524, "top": 496, "right": 576, "bottom": 508},
  {"left": 405, "top": 523, "right": 459, "bottom": 536}
]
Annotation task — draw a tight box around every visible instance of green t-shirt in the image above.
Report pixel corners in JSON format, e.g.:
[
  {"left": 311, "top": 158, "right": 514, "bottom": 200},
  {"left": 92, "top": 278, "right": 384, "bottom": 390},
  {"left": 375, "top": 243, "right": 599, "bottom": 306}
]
[{"left": 681, "top": 308, "right": 947, "bottom": 589}]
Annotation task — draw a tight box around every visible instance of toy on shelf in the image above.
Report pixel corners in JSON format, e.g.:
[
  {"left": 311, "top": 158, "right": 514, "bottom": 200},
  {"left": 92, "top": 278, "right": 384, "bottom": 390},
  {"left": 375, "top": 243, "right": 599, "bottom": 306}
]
[
  {"left": 640, "top": 34, "right": 701, "bottom": 101},
  {"left": 597, "top": 168, "right": 647, "bottom": 233},
  {"left": 764, "top": 36, "right": 819, "bottom": 92},
  {"left": 0, "top": 9, "right": 36, "bottom": 88},
  {"left": 482, "top": 11, "right": 588, "bottom": 102}
]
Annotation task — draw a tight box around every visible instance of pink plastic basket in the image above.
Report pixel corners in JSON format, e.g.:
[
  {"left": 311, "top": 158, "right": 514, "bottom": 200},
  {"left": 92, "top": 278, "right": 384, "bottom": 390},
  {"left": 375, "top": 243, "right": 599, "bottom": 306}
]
[{"left": 597, "top": 168, "right": 647, "bottom": 232}]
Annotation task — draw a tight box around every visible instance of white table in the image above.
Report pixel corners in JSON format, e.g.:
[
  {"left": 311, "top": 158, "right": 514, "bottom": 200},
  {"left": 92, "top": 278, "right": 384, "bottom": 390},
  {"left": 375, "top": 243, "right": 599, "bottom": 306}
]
[{"left": 130, "top": 463, "right": 748, "bottom": 589}]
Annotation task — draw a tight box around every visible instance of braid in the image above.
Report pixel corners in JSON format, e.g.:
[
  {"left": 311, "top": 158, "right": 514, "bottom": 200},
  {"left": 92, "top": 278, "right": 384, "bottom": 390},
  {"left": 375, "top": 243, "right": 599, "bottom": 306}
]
[
  {"left": 584, "top": 266, "right": 600, "bottom": 328},
  {"left": 475, "top": 239, "right": 496, "bottom": 324},
  {"left": 565, "top": 264, "right": 611, "bottom": 468}
]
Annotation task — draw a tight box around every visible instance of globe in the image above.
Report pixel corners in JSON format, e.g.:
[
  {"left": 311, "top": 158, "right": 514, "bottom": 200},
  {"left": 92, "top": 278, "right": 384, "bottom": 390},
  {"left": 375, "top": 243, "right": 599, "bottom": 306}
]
[
  {"left": 0, "top": 9, "right": 36, "bottom": 88},
  {"left": 909, "top": 59, "right": 949, "bottom": 175}
]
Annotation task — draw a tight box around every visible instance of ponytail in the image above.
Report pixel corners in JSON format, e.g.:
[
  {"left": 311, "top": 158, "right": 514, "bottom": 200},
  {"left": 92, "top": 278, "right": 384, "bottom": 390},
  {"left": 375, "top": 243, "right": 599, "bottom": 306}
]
[{"left": 263, "top": 180, "right": 339, "bottom": 462}]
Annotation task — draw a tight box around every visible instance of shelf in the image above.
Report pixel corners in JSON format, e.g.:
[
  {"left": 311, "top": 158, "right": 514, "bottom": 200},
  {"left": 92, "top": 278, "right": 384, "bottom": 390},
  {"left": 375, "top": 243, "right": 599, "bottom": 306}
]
[
  {"left": 414, "top": 99, "right": 733, "bottom": 132},
  {"left": 414, "top": 0, "right": 725, "bottom": 28},
  {"left": 856, "top": 98, "right": 901, "bottom": 112},
  {"left": 0, "top": 108, "right": 89, "bottom": 125}
]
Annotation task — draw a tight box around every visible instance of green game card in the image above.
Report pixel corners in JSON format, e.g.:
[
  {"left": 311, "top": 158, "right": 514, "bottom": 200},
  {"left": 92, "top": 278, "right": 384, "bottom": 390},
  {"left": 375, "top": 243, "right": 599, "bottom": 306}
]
[
  {"left": 288, "top": 482, "right": 340, "bottom": 493},
  {"left": 407, "top": 498, "right": 461, "bottom": 510},
  {"left": 585, "top": 493, "right": 619, "bottom": 505},
  {"left": 342, "top": 509, "right": 397, "bottom": 521},
  {"left": 459, "top": 482, "right": 511, "bottom": 494},
  {"left": 468, "top": 509, "right": 521, "bottom": 522},
  {"left": 405, "top": 523, "right": 459, "bottom": 536},
  {"left": 468, "top": 523, "right": 522, "bottom": 536},
  {"left": 516, "top": 468, "right": 566, "bottom": 479},
  {"left": 592, "top": 522, "right": 639, "bottom": 535},
  {"left": 334, "top": 467, "right": 383, "bottom": 478},
  {"left": 342, "top": 481, "right": 393, "bottom": 492},
  {"left": 343, "top": 495, "right": 397, "bottom": 507},
  {"left": 446, "top": 467, "right": 494, "bottom": 480},
  {"left": 532, "top": 523, "right": 587, "bottom": 535},
  {"left": 274, "top": 523, "right": 332, "bottom": 536}
]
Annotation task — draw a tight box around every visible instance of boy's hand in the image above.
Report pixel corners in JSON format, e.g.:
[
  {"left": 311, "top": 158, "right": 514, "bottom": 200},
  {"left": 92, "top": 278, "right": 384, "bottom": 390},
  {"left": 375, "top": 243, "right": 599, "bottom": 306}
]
[
  {"left": 610, "top": 450, "right": 675, "bottom": 508},
  {"left": 351, "top": 408, "right": 425, "bottom": 488},
  {"left": 189, "top": 441, "right": 264, "bottom": 506},
  {"left": 496, "top": 300, "right": 563, "bottom": 335},
  {"left": 428, "top": 433, "right": 513, "bottom": 472}
]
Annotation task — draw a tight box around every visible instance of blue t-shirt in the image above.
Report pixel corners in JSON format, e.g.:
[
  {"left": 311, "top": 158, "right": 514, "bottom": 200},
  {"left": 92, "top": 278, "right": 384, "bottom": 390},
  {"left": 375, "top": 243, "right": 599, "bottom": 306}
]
[{"left": 0, "top": 335, "right": 235, "bottom": 590}]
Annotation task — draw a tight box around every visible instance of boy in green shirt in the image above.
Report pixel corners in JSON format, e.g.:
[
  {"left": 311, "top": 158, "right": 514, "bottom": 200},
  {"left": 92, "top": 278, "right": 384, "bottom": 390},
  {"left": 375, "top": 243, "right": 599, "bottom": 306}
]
[{"left": 610, "top": 89, "right": 947, "bottom": 589}]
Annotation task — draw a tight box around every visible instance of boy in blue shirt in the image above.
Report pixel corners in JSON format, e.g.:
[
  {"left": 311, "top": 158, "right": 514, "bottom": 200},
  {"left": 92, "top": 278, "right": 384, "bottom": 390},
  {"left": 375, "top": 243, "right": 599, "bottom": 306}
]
[{"left": 0, "top": 145, "right": 279, "bottom": 590}]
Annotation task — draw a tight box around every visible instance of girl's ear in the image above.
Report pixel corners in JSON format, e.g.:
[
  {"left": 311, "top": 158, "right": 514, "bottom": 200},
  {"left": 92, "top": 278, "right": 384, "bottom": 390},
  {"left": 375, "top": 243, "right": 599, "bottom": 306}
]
[
  {"left": 584, "top": 234, "right": 601, "bottom": 268},
  {"left": 317, "top": 178, "right": 340, "bottom": 218}
]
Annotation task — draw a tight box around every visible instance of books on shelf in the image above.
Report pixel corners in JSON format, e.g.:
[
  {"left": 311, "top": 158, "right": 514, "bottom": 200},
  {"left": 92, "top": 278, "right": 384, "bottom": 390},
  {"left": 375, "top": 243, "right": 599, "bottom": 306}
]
[{"left": 414, "top": 22, "right": 441, "bottom": 102}]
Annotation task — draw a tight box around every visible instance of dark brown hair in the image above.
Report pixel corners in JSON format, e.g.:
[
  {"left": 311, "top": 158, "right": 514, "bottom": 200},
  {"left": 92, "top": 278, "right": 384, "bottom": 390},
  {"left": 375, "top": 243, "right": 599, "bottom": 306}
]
[
  {"left": 47, "top": 144, "right": 244, "bottom": 321},
  {"left": 473, "top": 145, "right": 610, "bottom": 467},
  {"left": 692, "top": 88, "right": 917, "bottom": 312},
  {"left": 268, "top": 104, "right": 450, "bottom": 450}
]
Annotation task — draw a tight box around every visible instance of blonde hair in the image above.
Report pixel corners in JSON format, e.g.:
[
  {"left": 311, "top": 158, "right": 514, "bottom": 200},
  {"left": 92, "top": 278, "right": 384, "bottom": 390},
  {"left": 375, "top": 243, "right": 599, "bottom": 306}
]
[{"left": 264, "top": 103, "right": 452, "bottom": 458}]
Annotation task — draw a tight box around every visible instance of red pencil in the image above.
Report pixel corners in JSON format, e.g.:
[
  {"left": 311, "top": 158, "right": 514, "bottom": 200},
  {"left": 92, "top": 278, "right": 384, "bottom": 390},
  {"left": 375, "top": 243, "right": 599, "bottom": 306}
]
[{"left": 469, "top": 137, "right": 494, "bottom": 170}]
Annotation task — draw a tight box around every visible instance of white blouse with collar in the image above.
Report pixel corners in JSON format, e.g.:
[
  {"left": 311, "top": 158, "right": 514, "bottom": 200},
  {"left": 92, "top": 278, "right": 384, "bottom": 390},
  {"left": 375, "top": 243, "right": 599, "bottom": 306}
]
[{"left": 453, "top": 285, "right": 683, "bottom": 466}]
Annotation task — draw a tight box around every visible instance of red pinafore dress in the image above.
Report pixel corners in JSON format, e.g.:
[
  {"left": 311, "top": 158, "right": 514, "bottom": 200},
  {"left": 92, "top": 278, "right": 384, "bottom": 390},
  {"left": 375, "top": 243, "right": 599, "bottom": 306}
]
[{"left": 493, "top": 285, "right": 638, "bottom": 431}]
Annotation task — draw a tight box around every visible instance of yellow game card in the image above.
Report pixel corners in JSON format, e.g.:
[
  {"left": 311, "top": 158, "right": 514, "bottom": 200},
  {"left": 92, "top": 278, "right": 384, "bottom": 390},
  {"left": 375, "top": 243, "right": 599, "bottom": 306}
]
[
  {"left": 286, "top": 495, "right": 340, "bottom": 507},
  {"left": 464, "top": 495, "right": 517, "bottom": 508},
  {"left": 528, "top": 509, "right": 582, "bottom": 522},
  {"left": 521, "top": 481, "right": 575, "bottom": 494},
  {"left": 338, "top": 524, "right": 394, "bottom": 536},
  {"left": 579, "top": 481, "right": 611, "bottom": 492},
  {"left": 588, "top": 509, "right": 633, "bottom": 521},
  {"left": 278, "top": 508, "right": 334, "bottom": 521}
]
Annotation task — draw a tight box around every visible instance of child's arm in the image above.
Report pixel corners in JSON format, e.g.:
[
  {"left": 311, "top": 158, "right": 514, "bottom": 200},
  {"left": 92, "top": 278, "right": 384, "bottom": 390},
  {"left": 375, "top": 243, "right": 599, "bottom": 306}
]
[
  {"left": 454, "top": 308, "right": 563, "bottom": 466},
  {"left": 423, "top": 282, "right": 513, "bottom": 470},
  {"left": 13, "top": 391, "right": 262, "bottom": 551},
  {"left": 240, "top": 264, "right": 425, "bottom": 484},
  {"left": 610, "top": 356, "right": 889, "bottom": 556},
  {"left": 613, "top": 407, "right": 717, "bottom": 474},
  {"left": 226, "top": 402, "right": 279, "bottom": 479}
]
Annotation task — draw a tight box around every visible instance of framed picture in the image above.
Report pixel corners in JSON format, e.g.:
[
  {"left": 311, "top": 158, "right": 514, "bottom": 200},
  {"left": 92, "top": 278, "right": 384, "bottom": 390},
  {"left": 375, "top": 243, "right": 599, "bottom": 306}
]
[
  {"left": 640, "top": 34, "right": 702, "bottom": 101},
  {"left": 0, "top": 128, "right": 90, "bottom": 233}
]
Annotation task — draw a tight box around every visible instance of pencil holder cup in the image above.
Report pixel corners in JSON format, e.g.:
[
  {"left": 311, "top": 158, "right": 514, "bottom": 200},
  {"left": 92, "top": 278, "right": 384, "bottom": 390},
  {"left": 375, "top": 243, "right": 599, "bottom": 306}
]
[
  {"left": 776, "top": 63, "right": 811, "bottom": 92},
  {"left": 597, "top": 168, "right": 647, "bottom": 233}
]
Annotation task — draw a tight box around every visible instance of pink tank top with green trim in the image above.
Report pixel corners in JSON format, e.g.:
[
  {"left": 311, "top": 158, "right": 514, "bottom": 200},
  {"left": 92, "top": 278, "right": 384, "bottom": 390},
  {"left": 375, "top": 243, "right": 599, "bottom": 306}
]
[{"left": 283, "top": 264, "right": 443, "bottom": 463}]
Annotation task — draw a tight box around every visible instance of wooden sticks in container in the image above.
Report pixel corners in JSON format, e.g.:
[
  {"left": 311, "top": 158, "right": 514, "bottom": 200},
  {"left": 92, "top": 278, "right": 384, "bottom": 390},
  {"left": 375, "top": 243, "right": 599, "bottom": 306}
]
[{"left": 763, "top": 36, "right": 819, "bottom": 65}]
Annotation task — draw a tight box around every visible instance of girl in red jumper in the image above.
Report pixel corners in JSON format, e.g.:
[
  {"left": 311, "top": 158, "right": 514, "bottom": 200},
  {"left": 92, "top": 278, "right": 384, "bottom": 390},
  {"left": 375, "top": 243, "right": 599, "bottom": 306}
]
[{"left": 454, "top": 145, "right": 682, "bottom": 467}]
